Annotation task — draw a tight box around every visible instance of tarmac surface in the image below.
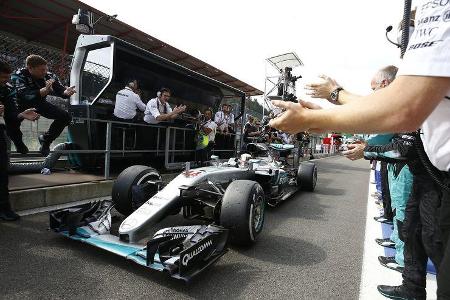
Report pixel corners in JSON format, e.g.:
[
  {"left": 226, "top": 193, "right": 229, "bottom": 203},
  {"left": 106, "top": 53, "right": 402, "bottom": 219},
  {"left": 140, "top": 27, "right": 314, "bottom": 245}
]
[{"left": 0, "top": 156, "right": 370, "bottom": 300}]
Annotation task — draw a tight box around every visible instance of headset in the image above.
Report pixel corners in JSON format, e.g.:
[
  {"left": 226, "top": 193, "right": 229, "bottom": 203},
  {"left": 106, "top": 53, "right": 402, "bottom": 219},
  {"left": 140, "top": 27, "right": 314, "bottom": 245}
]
[{"left": 126, "top": 79, "right": 139, "bottom": 91}]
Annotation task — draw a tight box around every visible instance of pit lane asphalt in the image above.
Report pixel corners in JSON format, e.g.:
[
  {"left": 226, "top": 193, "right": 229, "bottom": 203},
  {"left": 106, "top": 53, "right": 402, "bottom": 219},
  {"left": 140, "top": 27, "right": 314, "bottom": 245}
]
[{"left": 0, "top": 156, "right": 369, "bottom": 300}]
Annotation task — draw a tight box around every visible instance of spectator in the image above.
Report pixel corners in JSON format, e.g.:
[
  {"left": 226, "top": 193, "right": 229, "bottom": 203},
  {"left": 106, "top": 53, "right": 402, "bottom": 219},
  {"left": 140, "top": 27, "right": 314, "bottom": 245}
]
[
  {"left": 0, "top": 60, "right": 40, "bottom": 221},
  {"left": 113, "top": 79, "right": 146, "bottom": 122},
  {"left": 11, "top": 55, "right": 75, "bottom": 156},
  {"left": 143, "top": 88, "right": 186, "bottom": 124}
]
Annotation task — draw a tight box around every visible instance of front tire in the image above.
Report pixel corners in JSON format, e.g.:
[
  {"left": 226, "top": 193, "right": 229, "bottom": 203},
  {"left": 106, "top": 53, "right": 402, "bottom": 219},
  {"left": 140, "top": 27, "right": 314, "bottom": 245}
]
[
  {"left": 220, "top": 180, "right": 265, "bottom": 246},
  {"left": 111, "top": 165, "right": 161, "bottom": 216},
  {"left": 297, "top": 162, "right": 317, "bottom": 191}
]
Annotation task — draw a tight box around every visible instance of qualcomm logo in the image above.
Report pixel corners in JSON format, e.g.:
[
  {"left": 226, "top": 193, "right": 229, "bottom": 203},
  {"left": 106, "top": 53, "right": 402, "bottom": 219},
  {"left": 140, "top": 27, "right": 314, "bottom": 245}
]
[{"left": 181, "top": 239, "right": 213, "bottom": 266}]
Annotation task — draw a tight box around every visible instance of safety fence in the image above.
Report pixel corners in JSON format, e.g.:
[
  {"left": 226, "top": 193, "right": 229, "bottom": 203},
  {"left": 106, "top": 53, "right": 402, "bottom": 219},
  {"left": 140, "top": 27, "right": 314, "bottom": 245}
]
[{"left": 0, "top": 31, "right": 71, "bottom": 83}]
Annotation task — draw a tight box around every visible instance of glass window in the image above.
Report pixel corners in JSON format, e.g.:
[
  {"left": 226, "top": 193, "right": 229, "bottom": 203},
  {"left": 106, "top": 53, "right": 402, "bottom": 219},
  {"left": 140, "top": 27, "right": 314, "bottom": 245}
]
[{"left": 81, "top": 46, "right": 112, "bottom": 104}]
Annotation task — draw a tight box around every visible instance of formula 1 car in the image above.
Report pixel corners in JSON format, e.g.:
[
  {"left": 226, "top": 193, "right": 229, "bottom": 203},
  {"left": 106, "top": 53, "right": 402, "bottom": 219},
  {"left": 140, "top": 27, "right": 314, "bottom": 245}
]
[{"left": 49, "top": 143, "right": 317, "bottom": 281}]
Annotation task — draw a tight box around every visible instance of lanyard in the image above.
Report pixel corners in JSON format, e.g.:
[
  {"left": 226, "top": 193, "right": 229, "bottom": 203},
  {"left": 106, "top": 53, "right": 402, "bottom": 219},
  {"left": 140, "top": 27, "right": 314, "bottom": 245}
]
[{"left": 156, "top": 99, "right": 167, "bottom": 114}]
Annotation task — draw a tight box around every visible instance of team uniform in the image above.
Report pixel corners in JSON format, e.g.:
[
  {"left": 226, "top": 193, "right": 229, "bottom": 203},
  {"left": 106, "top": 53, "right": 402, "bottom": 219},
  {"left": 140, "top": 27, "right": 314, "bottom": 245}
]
[
  {"left": 113, "top": 87, "right": 146, "bottom": 121},
  {"left": 0, "top": 83, "right": 21, "bottom": 220},
  {"left": 397, "top": 2, "right": 450, "bottom": 297},
  {"left": 144, "top": 97, "right": 172, "bottom": 124},
  {"left": 11, "top": 68, "right": 71, "bottom": 147}
]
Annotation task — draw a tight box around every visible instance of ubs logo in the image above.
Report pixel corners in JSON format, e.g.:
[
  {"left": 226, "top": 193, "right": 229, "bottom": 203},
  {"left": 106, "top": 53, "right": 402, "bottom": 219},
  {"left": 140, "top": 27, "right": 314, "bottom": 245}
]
[{"left": 443, "top": 10, "right": 450, "bottom": 21}]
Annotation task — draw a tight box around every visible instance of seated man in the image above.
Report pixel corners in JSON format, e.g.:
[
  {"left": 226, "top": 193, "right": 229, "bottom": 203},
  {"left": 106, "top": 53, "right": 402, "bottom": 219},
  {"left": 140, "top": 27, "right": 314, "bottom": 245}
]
[
  {"left": 113, "top": 79, "right": 146, "bottom": 122},
  {"left": 11, "top": 54, "right": 76, "bottom": 156},
  {"left": 144, "top": 88, "right": 186, "bottom": 124}
]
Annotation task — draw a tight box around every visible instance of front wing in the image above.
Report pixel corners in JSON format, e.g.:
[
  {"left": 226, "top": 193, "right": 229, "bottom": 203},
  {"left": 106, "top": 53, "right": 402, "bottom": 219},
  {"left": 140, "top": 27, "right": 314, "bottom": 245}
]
[{"left": 49, "top": 201, "right": 228, "bottom": 282}]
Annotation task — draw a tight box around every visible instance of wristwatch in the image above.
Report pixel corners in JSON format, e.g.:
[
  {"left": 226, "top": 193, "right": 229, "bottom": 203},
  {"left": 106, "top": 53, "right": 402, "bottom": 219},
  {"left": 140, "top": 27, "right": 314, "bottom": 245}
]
[{"left": 330, "top": 87, "right": 343, "bottom": 102}]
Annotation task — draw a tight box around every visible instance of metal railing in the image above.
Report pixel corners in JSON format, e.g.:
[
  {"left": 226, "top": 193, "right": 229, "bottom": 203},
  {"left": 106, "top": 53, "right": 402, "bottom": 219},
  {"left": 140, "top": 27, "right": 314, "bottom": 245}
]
[
  {"left": 13, "top": 117, "right": 239, "bottom": 179},
  {"left": 10, "top": 116, "right": 338, "bottom": 180}
]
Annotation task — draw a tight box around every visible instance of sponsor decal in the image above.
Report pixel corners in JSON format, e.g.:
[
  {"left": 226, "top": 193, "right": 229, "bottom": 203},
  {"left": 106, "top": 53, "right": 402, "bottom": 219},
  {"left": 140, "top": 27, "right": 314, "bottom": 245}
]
[
  {"left": 181, "top": 239, "right": 213, "bottom": 266},
  {"left": 166, "top": 227, "right": 189, "bottom": 233},
  {"left": 414, "top": 26, "right": 439, "bottom": 38},
  {"left": 417, "top": 15, "right": 440, "bottom": 25},
  {"left": 408, "top": 40, "right": 442, "bottom": 49},
  {"left": 422, "top": 0, "right": 450, "bottom": 10},
  {"left": 183, "top": 170, "right": 203, "bottom": 177},
  {"left": 443, "top": 9, "right": 450, "bottom": 21}
]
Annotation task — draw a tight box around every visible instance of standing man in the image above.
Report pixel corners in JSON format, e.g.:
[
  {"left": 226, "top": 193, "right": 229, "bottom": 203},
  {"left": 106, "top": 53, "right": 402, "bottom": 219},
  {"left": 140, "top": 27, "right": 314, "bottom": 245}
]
[
  {"left": 113, "top": 79, "right": 146, "bottom": 122},
  {"left": 214, "top": 103, "right": 235, "bottom": 134},
  {"left": 11, "top": 55, "right": 76, "bottom": 156},
  {"left": 0, "top": 60, "right": 40, "bottom": 221},
  {"left": 143, "top": 88, "right": 186, "bottom": 124},
  {"left": 243, "top": 115, "right": 261, "bottom": 149},
  {"left": 198, "top": 108, "right": 217, "bottom": 166},
  {"left": 273, "top": 8, "right": 450, "bottom": 292}
]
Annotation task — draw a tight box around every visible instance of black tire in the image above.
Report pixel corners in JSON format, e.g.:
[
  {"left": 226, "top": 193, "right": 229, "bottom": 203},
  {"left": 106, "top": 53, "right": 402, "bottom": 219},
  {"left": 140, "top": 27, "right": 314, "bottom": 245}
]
[
  {"left": 297, "top": 162, "right": 317, "bottom": 192},
  {"left": 111, "top": 165, "right": 161, "bottom": 216},
  {"left": 220, "top": 180, "right": 265, "bottom": 246}
]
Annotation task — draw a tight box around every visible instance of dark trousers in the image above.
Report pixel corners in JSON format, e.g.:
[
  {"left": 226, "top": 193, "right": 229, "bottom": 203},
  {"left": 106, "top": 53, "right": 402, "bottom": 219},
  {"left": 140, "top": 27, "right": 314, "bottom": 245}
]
[
  {"left": 381, "top": 161, "right": 393, "bottom": 221},
  {"left": 0, "top": 126, "right": 11, "bottom": 211},
  {"left": 401, "top": 173, "right": 443, "bottom": 298},
  {"left": 437, "top": 175, "right": 450, "bottom": 299},
  {"left": 198, "top": 142, "right": 214, "bottom": 166},
  {"left": 19, "top": 100, "right": 71, "bottom": 143}
]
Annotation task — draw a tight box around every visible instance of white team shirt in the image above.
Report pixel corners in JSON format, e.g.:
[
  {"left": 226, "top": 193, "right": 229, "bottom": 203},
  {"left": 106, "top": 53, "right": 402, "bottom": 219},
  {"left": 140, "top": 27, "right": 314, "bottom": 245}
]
[
  {"left": 398, "top": 0, "right": 450, "bottom": 171},
  {"left": 203, "top": 119, "right": 217, "bottom": 142},
  {"left": 144, "top": 97, "right": 172, "bottom": 124},
  {"left": 214, "top": 111, "right": 234, "bottom": 131},
  {"left": 113, "top": 87, "right": 146, "bottom": 120}
]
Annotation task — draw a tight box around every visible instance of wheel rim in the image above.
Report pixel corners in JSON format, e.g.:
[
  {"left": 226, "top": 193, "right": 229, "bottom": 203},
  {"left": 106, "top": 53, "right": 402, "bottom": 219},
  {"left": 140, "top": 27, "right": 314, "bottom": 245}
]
[
  {"left": 252, "top": 194, "right": 264, "bottom": 232},
  {"left": 136, "top": 171, "right": 161, "bottom": 186}
]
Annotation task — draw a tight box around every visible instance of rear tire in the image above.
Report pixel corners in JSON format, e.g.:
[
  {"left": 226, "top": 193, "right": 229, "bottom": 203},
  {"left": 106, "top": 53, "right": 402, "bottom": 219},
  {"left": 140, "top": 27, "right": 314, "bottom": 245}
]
[
  {"left": 220, "top": 180, "right": 265, "bottom": 246},
  {"left": 297, "top": 162, "right": 317, "bottom": 192},
  {"left": 112, "top": 165, "right": 161, "bottom": 216}
]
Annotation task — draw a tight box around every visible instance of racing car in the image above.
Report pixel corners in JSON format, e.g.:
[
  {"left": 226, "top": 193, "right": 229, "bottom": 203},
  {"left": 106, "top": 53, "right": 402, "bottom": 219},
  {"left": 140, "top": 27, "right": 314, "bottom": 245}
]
[{"left": 49, "top": 143, "right": 317, "bottom": 281}]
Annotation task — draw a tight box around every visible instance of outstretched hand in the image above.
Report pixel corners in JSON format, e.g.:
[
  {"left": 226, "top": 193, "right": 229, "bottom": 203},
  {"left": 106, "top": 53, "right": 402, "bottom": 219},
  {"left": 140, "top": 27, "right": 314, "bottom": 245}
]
[
  {"left": 304, "top": 75, "right": 340, "bottom": 101},
  {"left": 268, "top": 100, "right": 310, "bottom": 134},
  {"left": 342, "top": 143, "right": 366, "bottom": 161}
]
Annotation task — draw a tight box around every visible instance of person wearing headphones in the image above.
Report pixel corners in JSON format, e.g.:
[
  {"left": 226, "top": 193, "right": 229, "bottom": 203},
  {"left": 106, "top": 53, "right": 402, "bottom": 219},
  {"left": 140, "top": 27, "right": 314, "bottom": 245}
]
[
  {"left": 144, "top": 87, "right": 186, "bottom": 124},
  {"left": 113, "top": 79, "right": 146, "bottom": 122}
]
